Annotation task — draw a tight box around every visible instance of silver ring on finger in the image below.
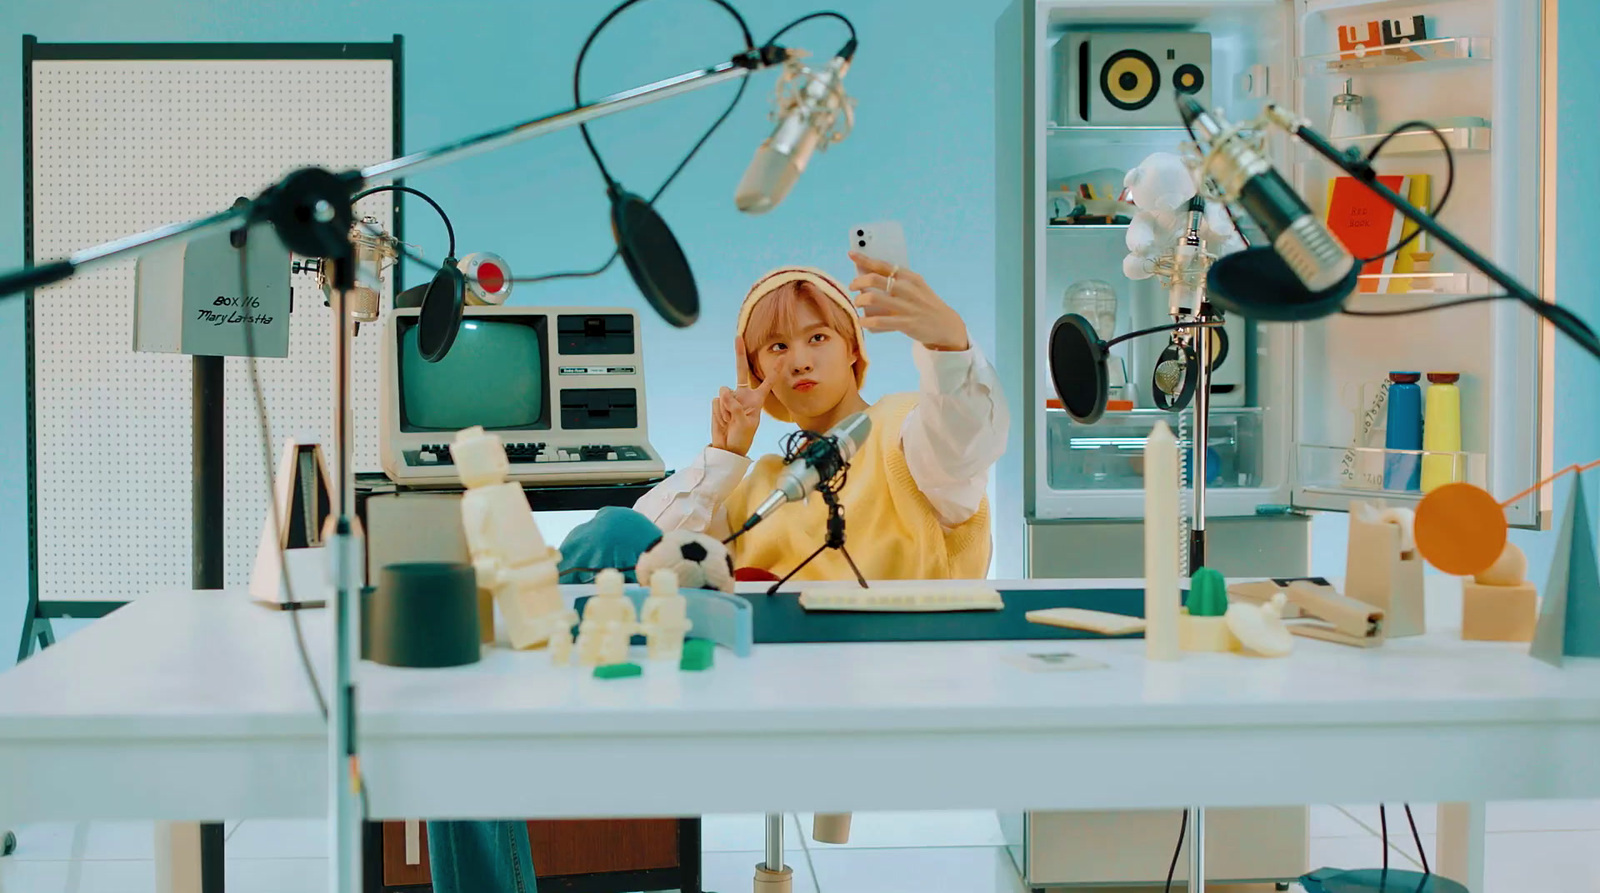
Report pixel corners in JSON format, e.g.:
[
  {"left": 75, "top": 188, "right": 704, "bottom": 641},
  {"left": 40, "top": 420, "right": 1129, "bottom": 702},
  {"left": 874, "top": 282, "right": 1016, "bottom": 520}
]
[{"left": 885, "top": 265, "right": 899, "bottom": 296}]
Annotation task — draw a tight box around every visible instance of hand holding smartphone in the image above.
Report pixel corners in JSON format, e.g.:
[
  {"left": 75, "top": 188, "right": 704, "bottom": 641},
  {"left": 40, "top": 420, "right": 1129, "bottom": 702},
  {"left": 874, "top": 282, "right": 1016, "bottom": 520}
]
[{"left": 849, "top": 221, "right": 910, "bottom": 271}]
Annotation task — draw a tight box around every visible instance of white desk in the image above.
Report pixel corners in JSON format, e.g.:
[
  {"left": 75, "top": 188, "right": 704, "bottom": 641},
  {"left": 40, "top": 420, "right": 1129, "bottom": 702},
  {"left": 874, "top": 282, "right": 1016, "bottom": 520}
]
[{"left": 0, "top": 579, "right": 1595, "bottom": 889}]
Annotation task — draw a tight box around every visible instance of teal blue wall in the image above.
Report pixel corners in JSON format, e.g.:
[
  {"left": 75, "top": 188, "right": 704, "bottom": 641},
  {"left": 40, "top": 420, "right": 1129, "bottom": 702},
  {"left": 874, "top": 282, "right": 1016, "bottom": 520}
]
[
  {"left": 0, "top": 0, "right": 1011, "bottom": 653},
  {"left": 1511, "top": 0, "right": 1600, "bottom": 573},
  {"left": 0, "top": 1, "right": 1595, "bottom": 656}
]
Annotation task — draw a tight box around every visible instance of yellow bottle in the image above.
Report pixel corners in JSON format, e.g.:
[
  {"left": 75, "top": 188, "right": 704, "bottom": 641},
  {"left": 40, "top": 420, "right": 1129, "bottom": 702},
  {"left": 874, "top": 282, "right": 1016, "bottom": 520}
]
[{"left": 1420, "top": 372, "right": 1461, "bottom": 493}]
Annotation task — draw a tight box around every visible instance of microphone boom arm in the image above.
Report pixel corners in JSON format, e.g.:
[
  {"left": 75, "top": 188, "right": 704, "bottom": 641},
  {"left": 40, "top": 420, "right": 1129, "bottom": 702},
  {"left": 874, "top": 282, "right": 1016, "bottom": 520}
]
[
  {"left": 1261, "top": 106, "right": 1600, "bottom": 361},
  {"left": 0, "top": 47, "right": 790, "bottom": 298}
]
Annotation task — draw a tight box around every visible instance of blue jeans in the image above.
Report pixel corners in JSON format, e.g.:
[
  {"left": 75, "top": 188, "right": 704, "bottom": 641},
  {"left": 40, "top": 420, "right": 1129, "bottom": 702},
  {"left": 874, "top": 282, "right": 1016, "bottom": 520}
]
[{"left": 426, "top": 507, "right": 664, "bottom": 893}]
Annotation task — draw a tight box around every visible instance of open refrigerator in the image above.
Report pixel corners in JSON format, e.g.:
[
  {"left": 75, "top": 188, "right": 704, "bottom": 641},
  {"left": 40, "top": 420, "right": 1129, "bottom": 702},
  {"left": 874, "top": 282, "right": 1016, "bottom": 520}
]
[
  {"left": 994, "top": 0, "right": 1557, "bottom": 582},
  {"left": 992, "top": 0, "right": 1556, "bottom": 886}
]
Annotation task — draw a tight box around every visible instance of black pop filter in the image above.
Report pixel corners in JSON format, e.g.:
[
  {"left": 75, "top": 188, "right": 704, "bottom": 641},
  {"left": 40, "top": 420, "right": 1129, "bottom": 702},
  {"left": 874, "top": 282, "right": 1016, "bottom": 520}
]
[
  {"left": 1048, "top": 313, "right": 1110, "bottom": 424},
  {"left": 610, "top": 188, "right": 699, "bottom": 328},
  {"left": 1207, "top": 246, "right": 1360, "bottom": 322},
  {"left": 417, "top": 258, "right": 465, "bottom": 363}
]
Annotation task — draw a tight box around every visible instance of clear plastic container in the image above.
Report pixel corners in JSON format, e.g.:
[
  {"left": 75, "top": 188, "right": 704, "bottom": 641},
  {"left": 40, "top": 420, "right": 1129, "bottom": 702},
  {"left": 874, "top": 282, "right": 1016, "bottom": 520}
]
[
  {"left": 1062, "top": 279, "right": 1119, "bottom": 340},
  {"left": 1046, "top": 408, "right": 1264, "bottom": 491}
]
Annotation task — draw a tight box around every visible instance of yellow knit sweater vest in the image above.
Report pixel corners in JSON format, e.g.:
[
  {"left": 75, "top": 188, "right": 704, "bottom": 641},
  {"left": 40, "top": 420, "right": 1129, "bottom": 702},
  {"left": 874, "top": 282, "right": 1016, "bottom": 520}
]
[{"left": 722, "top": 393, "right": 992, "bottom": 581}]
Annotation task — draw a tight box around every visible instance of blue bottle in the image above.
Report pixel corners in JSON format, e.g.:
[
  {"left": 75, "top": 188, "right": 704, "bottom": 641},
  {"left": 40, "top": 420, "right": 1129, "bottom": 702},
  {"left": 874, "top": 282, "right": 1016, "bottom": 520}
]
[{"left": 1384, "top": 372, "right": 1423, "bottom": 491}]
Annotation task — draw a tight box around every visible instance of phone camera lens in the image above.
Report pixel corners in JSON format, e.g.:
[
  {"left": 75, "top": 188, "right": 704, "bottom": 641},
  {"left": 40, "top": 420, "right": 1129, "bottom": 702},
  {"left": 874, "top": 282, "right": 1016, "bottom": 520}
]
[
  {"left": 856, "top": 230, "right": 865, "bottom": 236},
  {"left": 858, "top": 240, "right": 866, "bottom": 247}
]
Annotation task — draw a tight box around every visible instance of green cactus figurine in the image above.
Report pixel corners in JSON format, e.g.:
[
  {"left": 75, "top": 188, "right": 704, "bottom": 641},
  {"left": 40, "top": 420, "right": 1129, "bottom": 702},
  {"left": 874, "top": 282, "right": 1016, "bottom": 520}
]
[{"left": 1186, "top": 567, "right": 1229, "bottom": 617}]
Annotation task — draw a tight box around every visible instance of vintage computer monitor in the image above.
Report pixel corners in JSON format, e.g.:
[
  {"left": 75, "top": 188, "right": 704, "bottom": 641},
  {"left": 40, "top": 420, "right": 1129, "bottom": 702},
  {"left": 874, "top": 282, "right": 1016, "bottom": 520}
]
[{"left": 380, "top": 306, "right": 665, "bottom": 487}]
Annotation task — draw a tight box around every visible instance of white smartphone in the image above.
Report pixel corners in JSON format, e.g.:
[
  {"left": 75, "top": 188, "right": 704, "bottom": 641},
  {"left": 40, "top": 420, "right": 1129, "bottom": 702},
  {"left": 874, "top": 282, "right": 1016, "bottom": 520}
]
[{"left": 849, "top": 221, "right": 910, "bottom": 271}]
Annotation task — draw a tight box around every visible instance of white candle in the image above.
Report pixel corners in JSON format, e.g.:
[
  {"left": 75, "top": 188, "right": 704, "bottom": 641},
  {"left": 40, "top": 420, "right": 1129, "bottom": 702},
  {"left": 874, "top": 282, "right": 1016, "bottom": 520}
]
[{"left": 1144, "top": 421, "right": 1180, "bottom": 660}]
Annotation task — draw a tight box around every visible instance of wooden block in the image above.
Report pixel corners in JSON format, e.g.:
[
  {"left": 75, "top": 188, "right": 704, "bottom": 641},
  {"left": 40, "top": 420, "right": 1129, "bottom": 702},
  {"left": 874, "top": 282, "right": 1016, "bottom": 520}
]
[
  {"left": 1347, "top": 504, "right": 1426, "bottom": 637},
  {"left": 1178, "top": 614, "right": 1238, "bottom": 652},
  {"left": 754, "top": 864, "right": 793, "bottom": 892},
  {"left": 1026, "top": 607, "right": 1147, "bottom": 636},
  {"left": 813, "top": 813, "right": 852, "bottom": 844},
  {"left": 477, "top": 589, "right": 495, "bottom": 645},
  {"left": 1462, "top": 581, "right": 1539, "bottom": 642}
]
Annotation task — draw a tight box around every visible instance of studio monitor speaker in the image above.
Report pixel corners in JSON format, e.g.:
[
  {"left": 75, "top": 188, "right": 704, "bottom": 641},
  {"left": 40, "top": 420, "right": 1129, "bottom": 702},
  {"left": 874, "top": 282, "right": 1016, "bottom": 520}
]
[{"left": 1055, "top": 31, "right": 1212, "bottom": 127}]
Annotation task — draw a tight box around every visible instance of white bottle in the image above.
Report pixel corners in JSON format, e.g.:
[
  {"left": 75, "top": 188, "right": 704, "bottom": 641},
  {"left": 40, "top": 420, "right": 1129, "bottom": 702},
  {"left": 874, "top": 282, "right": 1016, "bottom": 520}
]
[{"left": 1329, "top": 79, "right": 1368, "bottom": 139}]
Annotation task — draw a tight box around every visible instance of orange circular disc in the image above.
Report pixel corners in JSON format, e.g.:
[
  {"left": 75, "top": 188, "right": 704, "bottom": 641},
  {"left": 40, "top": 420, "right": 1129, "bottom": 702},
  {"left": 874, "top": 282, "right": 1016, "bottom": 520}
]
[{"left": 1414, "top": 482, "right": 1508, "bottom": 576}]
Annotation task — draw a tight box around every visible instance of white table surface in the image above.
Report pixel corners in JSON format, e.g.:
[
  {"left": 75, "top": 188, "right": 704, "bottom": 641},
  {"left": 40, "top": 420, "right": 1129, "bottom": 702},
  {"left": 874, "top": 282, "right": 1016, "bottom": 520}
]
[{"left": 0, "top": 578, "right": 1596, "bottom": 826}]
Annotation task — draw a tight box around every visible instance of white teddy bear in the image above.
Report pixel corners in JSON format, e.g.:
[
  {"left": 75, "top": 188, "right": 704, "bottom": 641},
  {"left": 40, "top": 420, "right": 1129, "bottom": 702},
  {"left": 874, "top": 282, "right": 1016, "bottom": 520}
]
[{"left": 1121, "top": 152, "right": 1247, "bottom": 281}]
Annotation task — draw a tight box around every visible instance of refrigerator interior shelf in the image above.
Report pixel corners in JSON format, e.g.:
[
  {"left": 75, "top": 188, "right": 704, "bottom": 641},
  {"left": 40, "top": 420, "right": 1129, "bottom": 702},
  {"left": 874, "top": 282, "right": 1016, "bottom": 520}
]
[
  {"left": 1348, "top": 271, "right": 1486, "bottom": 297},
  {"left": 1298, "top": 36, "right": 1492, "bottom": 76},
  {"left": 1296, "top": 443, "right": 1487, "bottom": 502},
  {"left": 1329, "top": 124, "right": 1492, "bottom": 155}
]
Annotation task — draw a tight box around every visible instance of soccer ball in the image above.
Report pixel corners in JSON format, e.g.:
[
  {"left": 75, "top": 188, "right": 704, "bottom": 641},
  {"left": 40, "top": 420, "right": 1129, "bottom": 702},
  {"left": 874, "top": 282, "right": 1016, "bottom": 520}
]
[{"left": 636, "top": 529, "right": 736, "bottom": 593}]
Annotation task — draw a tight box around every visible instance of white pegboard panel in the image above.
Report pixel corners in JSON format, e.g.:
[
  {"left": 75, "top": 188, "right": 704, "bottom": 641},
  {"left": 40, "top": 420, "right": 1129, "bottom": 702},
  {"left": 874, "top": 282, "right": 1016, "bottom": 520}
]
[{"left": 31, "top": 58, "right": 397, "bottom": 601}]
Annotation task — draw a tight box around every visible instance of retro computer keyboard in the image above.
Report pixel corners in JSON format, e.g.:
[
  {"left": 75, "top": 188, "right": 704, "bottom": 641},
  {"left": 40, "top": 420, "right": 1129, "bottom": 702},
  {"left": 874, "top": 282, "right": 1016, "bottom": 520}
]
[{"left": 398, "top": 441, "right": 664, "bottom": 487}]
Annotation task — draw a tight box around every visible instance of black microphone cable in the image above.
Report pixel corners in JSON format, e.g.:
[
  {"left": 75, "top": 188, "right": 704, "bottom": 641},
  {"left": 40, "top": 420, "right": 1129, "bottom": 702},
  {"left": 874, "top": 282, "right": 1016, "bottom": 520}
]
[
  {"left": 237, "top": 231, "right": 373, "bottom": 824},
  {"left": 369, "top": 0, "right": 760, "bottom": 290}
]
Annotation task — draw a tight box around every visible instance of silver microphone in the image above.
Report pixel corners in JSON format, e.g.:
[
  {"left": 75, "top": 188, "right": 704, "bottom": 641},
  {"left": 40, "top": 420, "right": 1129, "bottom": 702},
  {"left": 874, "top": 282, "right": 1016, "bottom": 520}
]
[
  {"left": 1178, "top": 98, "right": 1355, "bottom": 295},
  {"left": 345, "top": 216, "right": 399, "bottom": 323},
  {"left": 734, "top": 41, "right": 857, "bottom": 214},
  {"left": 742, "top": 412, "right": 872, "bottom": 531}
]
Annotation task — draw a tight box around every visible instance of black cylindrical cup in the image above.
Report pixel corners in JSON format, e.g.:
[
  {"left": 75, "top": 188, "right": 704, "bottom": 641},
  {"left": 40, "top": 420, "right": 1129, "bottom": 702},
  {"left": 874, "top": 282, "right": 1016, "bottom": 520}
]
[{"left": 367, "top": 563, "right": 481, "bottom": 668}]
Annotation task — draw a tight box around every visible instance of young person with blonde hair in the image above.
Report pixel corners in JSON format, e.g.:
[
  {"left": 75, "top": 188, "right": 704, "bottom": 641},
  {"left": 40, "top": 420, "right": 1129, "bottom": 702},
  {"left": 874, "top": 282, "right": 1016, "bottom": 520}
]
[
  {"left": 567, "top": 250, "right": 1010, "bottom": 581},
  {"left": 428, "top": 252, "right": 1009, "bottom": 892}
]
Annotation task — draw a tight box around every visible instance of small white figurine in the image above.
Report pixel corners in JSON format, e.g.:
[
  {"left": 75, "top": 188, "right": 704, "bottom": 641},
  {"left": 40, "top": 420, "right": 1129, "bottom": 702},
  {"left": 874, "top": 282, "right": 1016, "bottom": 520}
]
[
  {"left": 1226, "top": 592, "right": 1295, "bottom": 658},
  {"left": 641, "top": 569, "right": 694, "bottom": 662},
  {"left": 543, "top": 607, "right": 580, "bottom": 665},
  {"left": 575, "top": 569, "right": 638, "bottom": 667},
  {"left": 455, "top": 426, "right": 565, "bottom": 650}
]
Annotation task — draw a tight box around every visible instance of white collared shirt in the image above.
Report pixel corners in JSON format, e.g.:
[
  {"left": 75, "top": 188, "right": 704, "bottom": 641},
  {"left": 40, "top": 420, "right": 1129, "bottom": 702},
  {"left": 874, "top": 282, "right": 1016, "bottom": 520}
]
[{"left": 633, "top": 343, "right": 1009, "bottom": 538}]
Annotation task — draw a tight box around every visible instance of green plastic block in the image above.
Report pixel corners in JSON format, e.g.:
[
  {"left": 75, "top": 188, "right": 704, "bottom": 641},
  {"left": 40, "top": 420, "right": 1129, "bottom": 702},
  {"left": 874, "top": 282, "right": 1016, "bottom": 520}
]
[
  {"left": 680, "top": 638, "right": 715, "bottom": 671},
  {"left": 1186, "top": 567, "right": 1229, "bottom": 617},
  {"left": 593, "top": 662, "right": 642, "bottom": 679}
]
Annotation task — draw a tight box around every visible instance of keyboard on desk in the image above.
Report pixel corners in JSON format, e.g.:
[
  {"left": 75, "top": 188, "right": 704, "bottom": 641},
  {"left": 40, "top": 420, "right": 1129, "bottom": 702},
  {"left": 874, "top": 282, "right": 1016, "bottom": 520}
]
[
  {"left": 798, "top": 584, "right": 1005, "bottom": 612},
  {"left": 408, "top": 442, "right": 654, "bottom": 467}
]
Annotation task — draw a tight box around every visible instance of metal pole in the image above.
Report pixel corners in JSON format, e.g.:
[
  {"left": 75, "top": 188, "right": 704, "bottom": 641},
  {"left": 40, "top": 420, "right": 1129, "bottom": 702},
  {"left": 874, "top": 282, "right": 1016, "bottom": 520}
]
[
  {"left": 362, "top": 59, "right": 757, "bottom": 185},
  {"left": 329, "top": 284, "right": 362, "bottom": 893},
  {"left": 192, "top": 355, "right": 225, "bottom": 591},
  {"left": 1188, "top": 807, "right": 1206, "bottom": 893},
  {"left": 764, "top": 813, "right": 785, "bottom": 872},
  {"left": 2, "top": 53, "right": 779, "bottom": 299},
  {"left": 192, "top": 353, "right": 229, "bottom": 893},
  {"left": 1190, "top": 307, "right": 1211, "bottom": 572}
]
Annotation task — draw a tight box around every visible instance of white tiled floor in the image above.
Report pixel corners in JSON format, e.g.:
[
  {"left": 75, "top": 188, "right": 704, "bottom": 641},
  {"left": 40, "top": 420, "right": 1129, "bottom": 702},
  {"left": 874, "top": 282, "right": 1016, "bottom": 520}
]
[{"left": 6, "top": 804, "right": 1600, "bottom": 891}]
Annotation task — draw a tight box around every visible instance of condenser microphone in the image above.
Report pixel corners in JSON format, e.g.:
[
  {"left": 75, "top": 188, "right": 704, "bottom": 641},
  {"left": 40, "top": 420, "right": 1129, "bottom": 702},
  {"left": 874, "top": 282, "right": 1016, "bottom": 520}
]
[
  {"left": 1177, "top": 97, "right": 1360, "bottom": 321},
  {"left": 734, "top": 40, "right": 858, "bottom": 214},
  {"left": 740, "top": 412, "right": 872, "bottom": 531}
]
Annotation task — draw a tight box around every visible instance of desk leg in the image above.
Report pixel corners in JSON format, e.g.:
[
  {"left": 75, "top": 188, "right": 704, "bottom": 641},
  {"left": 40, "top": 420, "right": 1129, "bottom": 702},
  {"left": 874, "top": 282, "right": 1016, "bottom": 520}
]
[
  {"left": 753, "top": 814, "right": 791, "bottom": 892},
  {"left": 1188, "top": 807, "right": 1206, "bottom": 893},
  {"left": 1437, "top": 802, "right": 1485, "bottom": 891},
  {"left": 155, "top": 822, "right": 202, "bottom": 893},
  {"left": 200, "top": 822, "right": 225, "bottom": 892}
]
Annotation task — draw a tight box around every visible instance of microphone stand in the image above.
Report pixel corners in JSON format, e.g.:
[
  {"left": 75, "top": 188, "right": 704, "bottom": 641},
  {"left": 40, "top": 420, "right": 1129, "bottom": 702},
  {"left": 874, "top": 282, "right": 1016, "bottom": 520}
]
[
  {"left": 0, "top": 44, "right": 795, "bottom": 893},
  {"left": 764, "top": 484, "right": 869, "bottom": 594},
  {"left": 1142, "top": 214, "right": 1221, "bottom": 893},
  {"left": 1137, "top": 202, "right": 1221, "bottom": 573}
]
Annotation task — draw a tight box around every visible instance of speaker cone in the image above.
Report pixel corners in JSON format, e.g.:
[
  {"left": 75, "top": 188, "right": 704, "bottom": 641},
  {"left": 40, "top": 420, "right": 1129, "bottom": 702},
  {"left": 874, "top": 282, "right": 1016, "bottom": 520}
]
[{"left": 1100, "top": 49, "right": 1159, "bottom": 111}]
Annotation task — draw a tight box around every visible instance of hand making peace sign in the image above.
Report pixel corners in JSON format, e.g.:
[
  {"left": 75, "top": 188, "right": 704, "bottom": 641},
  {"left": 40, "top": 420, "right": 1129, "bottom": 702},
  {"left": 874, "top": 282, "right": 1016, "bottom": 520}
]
[{"left": 710, "top": 335, "right": 772, "bottom": 457}]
